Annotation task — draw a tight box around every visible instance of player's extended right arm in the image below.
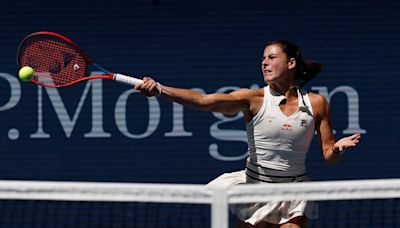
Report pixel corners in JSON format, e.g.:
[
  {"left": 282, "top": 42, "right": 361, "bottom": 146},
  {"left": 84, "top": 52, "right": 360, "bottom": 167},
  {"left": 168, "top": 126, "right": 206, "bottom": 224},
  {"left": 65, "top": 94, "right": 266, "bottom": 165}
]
[{"left": 135, "top": 77, "right": 250, "bottom": 115}]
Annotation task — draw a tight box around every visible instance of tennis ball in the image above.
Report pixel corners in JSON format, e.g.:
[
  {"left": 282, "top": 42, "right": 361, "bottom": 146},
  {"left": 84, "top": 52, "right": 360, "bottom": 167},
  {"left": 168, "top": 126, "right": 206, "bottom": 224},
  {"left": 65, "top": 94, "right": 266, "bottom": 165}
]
[{"left": 18, "top": 66, "right": 35, "bottom": 82}]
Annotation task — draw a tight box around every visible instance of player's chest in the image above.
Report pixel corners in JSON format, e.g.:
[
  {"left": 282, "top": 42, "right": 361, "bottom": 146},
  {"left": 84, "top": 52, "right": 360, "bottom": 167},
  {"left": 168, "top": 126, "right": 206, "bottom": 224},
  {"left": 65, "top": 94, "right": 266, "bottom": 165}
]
[{"left": 256, "top": 107, "right": 314, "bottom": 140}]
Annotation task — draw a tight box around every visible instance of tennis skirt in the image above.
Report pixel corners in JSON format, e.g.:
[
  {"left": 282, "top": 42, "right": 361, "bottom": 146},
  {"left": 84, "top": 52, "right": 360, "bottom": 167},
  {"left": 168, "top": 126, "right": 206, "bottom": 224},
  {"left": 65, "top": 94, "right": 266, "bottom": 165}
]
[{"left": 205, "top": 170, "right": 318, "bottom": 225}]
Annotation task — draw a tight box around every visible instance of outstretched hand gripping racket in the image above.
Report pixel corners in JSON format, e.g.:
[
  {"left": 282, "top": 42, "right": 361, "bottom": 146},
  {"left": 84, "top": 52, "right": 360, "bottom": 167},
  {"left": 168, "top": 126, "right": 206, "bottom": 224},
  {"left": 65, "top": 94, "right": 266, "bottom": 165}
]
[{"left": 17, "top": 31, "right": 143, "bottom": 88}]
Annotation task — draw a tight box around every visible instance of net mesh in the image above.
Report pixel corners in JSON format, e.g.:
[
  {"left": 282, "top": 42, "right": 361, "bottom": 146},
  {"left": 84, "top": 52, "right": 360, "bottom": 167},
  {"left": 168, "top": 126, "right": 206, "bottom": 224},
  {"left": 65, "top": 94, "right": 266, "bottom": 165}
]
[
  {"left": 311, "top": 199, "right": 400, "bottom": 227},
  {"left": 0, "top": 179, "right": 398, "bottom": 228},
  {"left": 17, "top": 32, "right": 88, "bottom": 87},
  {"left": 0, "top": 200, "right": 211, "bottom": 227}
]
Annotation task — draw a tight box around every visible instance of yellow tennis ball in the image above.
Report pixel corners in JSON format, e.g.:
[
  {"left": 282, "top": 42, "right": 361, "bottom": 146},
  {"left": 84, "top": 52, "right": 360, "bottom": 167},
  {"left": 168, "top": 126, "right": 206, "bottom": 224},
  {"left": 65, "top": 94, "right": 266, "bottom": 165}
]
[{"left": 18, "top": 66, "right": 35, "bottom": 82}]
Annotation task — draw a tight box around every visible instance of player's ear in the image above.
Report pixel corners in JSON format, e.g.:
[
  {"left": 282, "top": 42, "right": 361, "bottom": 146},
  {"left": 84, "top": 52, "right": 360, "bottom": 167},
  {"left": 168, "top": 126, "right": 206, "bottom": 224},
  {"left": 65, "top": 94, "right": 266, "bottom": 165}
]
[{"left": 288, "top": 57, "right": 296, "bottom": 70}]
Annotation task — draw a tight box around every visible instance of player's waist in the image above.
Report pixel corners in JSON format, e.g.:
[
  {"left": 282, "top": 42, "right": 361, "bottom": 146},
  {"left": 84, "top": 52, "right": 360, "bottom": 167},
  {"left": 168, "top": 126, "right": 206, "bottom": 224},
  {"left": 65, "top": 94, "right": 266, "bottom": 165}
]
[
  {"left": 245, "top": 159, "right": 306, "bottom": 183},
  {"left": 245, "top": 168, "right": 307, "bottom": 183}
]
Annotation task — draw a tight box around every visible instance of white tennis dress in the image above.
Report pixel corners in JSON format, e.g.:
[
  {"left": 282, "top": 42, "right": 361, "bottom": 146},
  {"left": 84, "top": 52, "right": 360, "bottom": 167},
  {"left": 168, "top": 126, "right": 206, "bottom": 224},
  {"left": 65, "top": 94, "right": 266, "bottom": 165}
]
[{"left": 206, "top": 85, "right": 318, "bottom": 225}]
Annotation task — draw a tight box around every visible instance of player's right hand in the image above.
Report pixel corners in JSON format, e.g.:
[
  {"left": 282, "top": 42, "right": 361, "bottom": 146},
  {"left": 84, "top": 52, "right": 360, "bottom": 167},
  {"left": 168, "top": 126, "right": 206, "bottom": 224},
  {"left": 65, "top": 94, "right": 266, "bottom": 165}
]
[{"left": 135, "top": 77, "right": 162, "bottom": 97}]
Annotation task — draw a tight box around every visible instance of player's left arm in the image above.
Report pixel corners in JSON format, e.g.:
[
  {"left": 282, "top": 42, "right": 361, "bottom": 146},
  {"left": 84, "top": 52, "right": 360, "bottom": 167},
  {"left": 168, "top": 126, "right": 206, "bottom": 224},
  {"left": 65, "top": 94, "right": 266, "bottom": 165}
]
[{"left": 311, "top": 93, "right": 361, "bottom": 164}]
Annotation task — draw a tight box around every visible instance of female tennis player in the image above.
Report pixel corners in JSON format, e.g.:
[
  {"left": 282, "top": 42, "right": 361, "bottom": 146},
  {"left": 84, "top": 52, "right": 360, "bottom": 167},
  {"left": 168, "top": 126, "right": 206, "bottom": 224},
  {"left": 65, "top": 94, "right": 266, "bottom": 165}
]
[{"left": 135, "top": 40, "right": 361, "bottom": 228}]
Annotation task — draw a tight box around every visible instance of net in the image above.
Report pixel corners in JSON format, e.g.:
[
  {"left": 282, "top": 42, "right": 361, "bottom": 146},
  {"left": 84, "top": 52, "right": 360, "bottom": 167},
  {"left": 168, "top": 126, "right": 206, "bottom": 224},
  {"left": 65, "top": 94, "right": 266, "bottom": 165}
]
[
  {"left": 0, "top": 179, "right": 398, "bottom": 227},
  {"left": 0, "top": 181, "right": 212, "bottom": 227},
  {"left": 228, "top": 179, "right": 400, "bottom": 228}
]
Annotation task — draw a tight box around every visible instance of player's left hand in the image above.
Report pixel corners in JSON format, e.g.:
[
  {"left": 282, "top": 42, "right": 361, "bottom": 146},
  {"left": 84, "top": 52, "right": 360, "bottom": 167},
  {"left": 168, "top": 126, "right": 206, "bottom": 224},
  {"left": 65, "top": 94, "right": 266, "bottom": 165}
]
[{"left": 333, "top": 133, "right": 361, "bottom": 153}]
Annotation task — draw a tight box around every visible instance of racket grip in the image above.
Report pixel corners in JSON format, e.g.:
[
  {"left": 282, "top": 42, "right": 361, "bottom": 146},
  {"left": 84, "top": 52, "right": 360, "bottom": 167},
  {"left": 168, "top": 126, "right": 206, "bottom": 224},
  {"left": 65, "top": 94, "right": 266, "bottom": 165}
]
[{"left": 113, "top": 73, "right": 143, "bottom": 86}]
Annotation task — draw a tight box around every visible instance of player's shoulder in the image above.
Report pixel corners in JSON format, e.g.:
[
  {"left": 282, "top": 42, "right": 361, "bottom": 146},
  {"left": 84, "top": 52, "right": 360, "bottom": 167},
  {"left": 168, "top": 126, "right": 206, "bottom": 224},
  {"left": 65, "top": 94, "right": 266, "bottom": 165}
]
[
  {"left": 307, "top": 91, "right": 328, "bottom": 105},
  {"left": 307, "top": 91, "right": 330, "bottom": 116},
  {"left": 231, "top": 87, "right": 264, "bottom": 100}
]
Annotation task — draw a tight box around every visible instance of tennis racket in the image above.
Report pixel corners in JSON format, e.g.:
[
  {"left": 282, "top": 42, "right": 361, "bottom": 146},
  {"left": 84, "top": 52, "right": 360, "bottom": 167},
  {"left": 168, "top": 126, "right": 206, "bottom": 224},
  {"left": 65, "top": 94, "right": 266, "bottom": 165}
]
[{"left": 17, "top": 31, "right": 143, "bottom": 88}]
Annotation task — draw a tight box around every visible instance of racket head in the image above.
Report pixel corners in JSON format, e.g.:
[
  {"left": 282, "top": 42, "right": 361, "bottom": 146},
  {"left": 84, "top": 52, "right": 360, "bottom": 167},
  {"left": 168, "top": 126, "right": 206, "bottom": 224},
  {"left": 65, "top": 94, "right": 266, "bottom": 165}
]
[{"left": 17, "top": 31, "right": 94, "bottom": 88}]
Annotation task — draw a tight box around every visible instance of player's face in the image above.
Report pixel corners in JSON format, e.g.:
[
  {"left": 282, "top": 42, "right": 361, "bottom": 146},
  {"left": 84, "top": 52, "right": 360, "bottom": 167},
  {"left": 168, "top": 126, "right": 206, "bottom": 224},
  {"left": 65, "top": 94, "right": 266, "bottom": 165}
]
[{"left": 261, "top": 44, "right": 293, "bottom": 84}]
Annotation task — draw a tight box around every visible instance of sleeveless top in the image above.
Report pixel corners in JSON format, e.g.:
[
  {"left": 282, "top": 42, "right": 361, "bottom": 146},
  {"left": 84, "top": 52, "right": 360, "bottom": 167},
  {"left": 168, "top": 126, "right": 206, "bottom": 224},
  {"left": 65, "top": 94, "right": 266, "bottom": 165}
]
[{"left": 245, "top": 85, "right": 315, "bottom": 179}]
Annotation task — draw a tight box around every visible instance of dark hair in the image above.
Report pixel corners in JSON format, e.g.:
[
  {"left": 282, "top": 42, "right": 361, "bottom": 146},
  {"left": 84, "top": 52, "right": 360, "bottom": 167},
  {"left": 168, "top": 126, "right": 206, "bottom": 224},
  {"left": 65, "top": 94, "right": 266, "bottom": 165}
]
[{"left": 266, "top": 40, "right": 322, "bottom": 87}]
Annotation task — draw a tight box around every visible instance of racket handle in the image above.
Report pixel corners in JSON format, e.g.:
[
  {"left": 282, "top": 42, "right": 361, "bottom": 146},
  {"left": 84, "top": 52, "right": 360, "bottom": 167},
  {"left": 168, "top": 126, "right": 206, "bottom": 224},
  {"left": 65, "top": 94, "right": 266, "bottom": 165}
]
[{"left": 113, "top": 73, "right": 143, "bottom": 86}]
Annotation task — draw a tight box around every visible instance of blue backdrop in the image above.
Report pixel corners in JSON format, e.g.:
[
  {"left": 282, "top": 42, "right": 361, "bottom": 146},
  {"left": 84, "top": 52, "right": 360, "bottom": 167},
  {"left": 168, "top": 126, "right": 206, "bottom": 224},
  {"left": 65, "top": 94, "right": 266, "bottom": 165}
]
[{"left": 0, "top": 0, "right": 399, "bottom": 184}]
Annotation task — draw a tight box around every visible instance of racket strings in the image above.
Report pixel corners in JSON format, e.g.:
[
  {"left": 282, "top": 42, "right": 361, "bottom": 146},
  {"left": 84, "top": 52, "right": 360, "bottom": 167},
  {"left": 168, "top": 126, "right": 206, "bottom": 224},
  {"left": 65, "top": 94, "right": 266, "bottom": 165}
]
[{"left": 18, "top": 35, "right": 87, "bottom": 87}]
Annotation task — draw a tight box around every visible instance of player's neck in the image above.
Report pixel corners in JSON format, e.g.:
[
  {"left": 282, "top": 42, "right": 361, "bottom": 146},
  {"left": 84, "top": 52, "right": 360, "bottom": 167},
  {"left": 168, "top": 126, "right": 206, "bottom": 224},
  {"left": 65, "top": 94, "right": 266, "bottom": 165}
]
[{"left": 269, "top": 83, "right": 297, "bottom": 97}]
